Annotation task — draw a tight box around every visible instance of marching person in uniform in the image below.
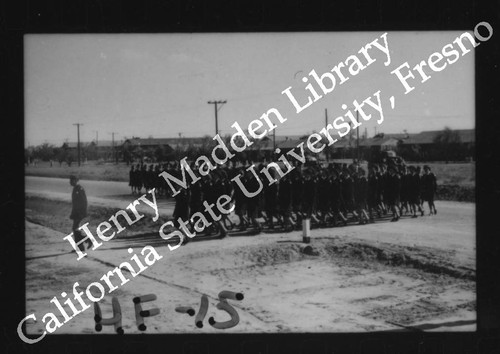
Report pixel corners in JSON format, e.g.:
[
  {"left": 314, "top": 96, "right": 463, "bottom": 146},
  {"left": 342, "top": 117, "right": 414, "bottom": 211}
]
[
  {"left": 291, "top": 167, "right": 304, "bottom": 229},
  {"left": 263, "top": 168, "right": 278, "bottom": 229},
  {"left": 277, "top": 172, "right": 294, "bottom": 231},
  {"left": 367, "top": 165, "right": 380, "bottom": 222},
  {"left": 69, "top": 175, "right": 89, "bottom": 251},
  {"left": 233, "top": 167, "right": 249, "bottom": 231},
  {"left": 385, "top": 165, "right": 401, "bottom": 222},
  {"left": 140, "top": 164, "right": 148, "bottom": 193},
  {"left": 129, "top": 165, "right": 135, "bottom": 195},
  {"left": 407, "top": 165, "right": 424, "bottom": 217},
  {"left": 302, "top": 168, "right": 318, "bottom": 223},
  {"left": 341, "top": 167, "right": 357, "bottom": 221},
  {"left": 354, "top": 168, "right": 369, "bottom": 224},
  {"left": 329, "top": 167, "right": 348, "bottom": 226},
  {"left": 399, "top": 166, "right": 410, "bottom": 216},
  {"left": 134, "top": 163, "right": 142, "bottom": 194},
  {"left": 421, "top": 165, "right": 438, "bottom": 215},
  {"left": 212, "top": 170, "right": 229, "bottom": 237},
  {"left": 316, "top": 168, "right": 331, "bottom": 225},
  {"left": 244, "top": 166, "right": 262, "bottom": 233}
]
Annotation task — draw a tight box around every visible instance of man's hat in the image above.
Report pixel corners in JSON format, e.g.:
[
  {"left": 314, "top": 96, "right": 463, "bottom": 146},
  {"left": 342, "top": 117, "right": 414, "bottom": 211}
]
[{"left": 69, "top": 174, "right": 79, "bottom": 181}]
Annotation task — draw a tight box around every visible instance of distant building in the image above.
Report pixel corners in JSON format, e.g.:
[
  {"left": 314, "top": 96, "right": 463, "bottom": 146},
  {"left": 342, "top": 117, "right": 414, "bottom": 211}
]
[
  {"left": 398, "top": 129, "right": 474, "bottom": 161},
  {"left": 333, "top": 129, "right": 474, "bottom": 162},
  {"left": 274, "top": 128, "right": 474, "bottom": 162},
  {"left": 62, "top": 140, "right": 123, "bottom": 162},
  {"left": 122, "top": 137, "right": 206, "bottom": 163},
  {"left": 67, "top": 128, "right": 474, "bottom": 163}
]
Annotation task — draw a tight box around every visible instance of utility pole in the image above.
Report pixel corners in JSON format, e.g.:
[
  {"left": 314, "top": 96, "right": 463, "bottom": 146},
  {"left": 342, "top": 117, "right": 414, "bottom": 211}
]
[
  {"left": 109, "top": 132, "right": 118, "bottom": 163},
  {"left": 273, "top": 128, "right": 276, "bottom": 158},
  {"left": 208, "top": 100, "right": 227, "bottom": 136},
  {"left": 325, "top": 108, "right": 329, "bottom": 162},
  {"left": 356, "top": 111, "right": 360, "bottom": 161},
  {"left": 93, "top": 130, "right": 98, "bottom": 145},
  {"left": 349, "top": 122, "right": 353, "bottom": 153},
  {"left": 73, "top": 123, "right": 83, "bottom": 166}
]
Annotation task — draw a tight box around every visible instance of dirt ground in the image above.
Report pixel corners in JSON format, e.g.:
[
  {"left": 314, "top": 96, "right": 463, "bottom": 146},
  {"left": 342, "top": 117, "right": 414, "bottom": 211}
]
[{"left": 24, "top": 193, "right": 476, "bottom": 335}]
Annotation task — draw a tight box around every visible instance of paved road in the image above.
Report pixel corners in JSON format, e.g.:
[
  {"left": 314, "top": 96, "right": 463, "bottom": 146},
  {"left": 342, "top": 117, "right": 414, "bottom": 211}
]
[
  {"left": 25, "top": 176, "right": 475, "bottom": 257},
  {"left": 25, "top": 175, "right": 176, "bottom": 215},
  {"left": 26, "top": 176, "right": 132, "bottom": 197}
]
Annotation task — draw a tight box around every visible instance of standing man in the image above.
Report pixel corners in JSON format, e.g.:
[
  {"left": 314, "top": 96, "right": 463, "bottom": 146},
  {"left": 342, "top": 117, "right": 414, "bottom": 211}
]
[{"left": 69, "top": 175, "right": 89, "bottom": 251}]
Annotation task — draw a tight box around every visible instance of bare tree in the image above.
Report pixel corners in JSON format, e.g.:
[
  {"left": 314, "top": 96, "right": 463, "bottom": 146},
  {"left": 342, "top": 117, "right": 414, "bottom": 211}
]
[{"left": 433, "top": 127, "right": 461, "bottom": 162}]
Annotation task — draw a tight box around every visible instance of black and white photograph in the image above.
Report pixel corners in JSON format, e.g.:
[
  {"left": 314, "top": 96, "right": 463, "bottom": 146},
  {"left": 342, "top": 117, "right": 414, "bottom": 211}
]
[{"left": 23, "top": 30, "right": 479, "bottom": 339}]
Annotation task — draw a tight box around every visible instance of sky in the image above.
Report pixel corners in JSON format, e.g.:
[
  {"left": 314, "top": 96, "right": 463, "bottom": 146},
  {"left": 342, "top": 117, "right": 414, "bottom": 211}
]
[{"left": 25, "top": 32, "right": 475, "bottom": 147}]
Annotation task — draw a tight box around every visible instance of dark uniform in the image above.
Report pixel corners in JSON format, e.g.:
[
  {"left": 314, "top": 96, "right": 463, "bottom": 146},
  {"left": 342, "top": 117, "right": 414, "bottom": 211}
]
[
  {"left": 134, "top": 164, "right": 142, "bottom": 193},
  {"left": 385, "top": 167, "right": 401, "bottom": 221},
  {"left": 213, "top": 171, "right": 229, "bottom": 236},
  {"left": 340, "top": 170, "right": 355, "bottom": 216},
  {"left": 263, "top": 179, "right": 278, "bottom": 229},
  {"left": 233, "top": 168, "right": 248, "bottom": 230},
  {"left": 129, "top": 165, "right": 135, "bottom": 194},
  {"left": 367, "top": 167, "right": 380, "bottom": 220},
  {"left": 278, "top": 174, "right": 293, "bottom": 230},
  {"left": 154, "top": 164, "right": 162, "bottom": 196},
  {"left": 189, "top": 180, "right": 203, "bottom": 216},
  {"left": 291, "top": 169, "right": 304, "bottom": 226},
  {"left": 375, "top": 166, "right": 386, "bottom": 214},
  {"left": 329, "top": 170, "right": 347, "bottom": 225},
  {"left": 146, "top": 165, "right": 155, "bottom": 191},
  {"left": 316, "top": 170, "right": 331, "bottom": 223},
  {"left": 354, "top": 170, "right": 369, "bottom": 224},
  {"left": 244, "top": 168, "right": 262, "bottom": 232},
  {"left": 140, "top": 165, "right": 148, "bottom": 192},
  {"left": 70, "top": 180, "right": 87, "bottom": 228},
  {"left": 302, "top": 169, "right": 317, "bottom": 219},
  {"left": 278, "top": 174, "right": 292, "bottom": 213},
  {"left": 173, "top": 184, "right": 190, "bottom": 222},
  {"left": 421, "top": 165, "right": 437, "bottom": 215},
  {"left": 400, "top": 168, "right": 411, "bottom": 215},
  {"left": 70, "top": 175, "right": 88, "bottom": 250},
  {"left": 407, "top": 166, "right": 423, "bottom": 217}
]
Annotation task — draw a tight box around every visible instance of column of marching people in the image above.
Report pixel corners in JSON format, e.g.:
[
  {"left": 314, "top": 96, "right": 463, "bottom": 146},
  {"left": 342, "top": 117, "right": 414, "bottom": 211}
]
[{"left": 128, "top": 160, "right": 438, "bottom": 238}]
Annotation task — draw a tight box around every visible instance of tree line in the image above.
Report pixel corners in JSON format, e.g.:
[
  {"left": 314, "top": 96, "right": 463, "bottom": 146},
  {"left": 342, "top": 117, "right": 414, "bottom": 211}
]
[{"left": 25, "top": 128, "right": 474, "bottom": 166}]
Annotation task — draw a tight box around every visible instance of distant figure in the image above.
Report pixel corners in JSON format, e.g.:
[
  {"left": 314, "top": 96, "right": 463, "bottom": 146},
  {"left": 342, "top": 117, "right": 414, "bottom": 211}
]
[
  {"left": 421, "top": 165, "right": 438, "bottom": 215},
  {"left": 69, "top": 175, "right": 89, "bottom": 251},
  {"left": 129, "top": 165, "right": 135, "bottom": 194}
]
